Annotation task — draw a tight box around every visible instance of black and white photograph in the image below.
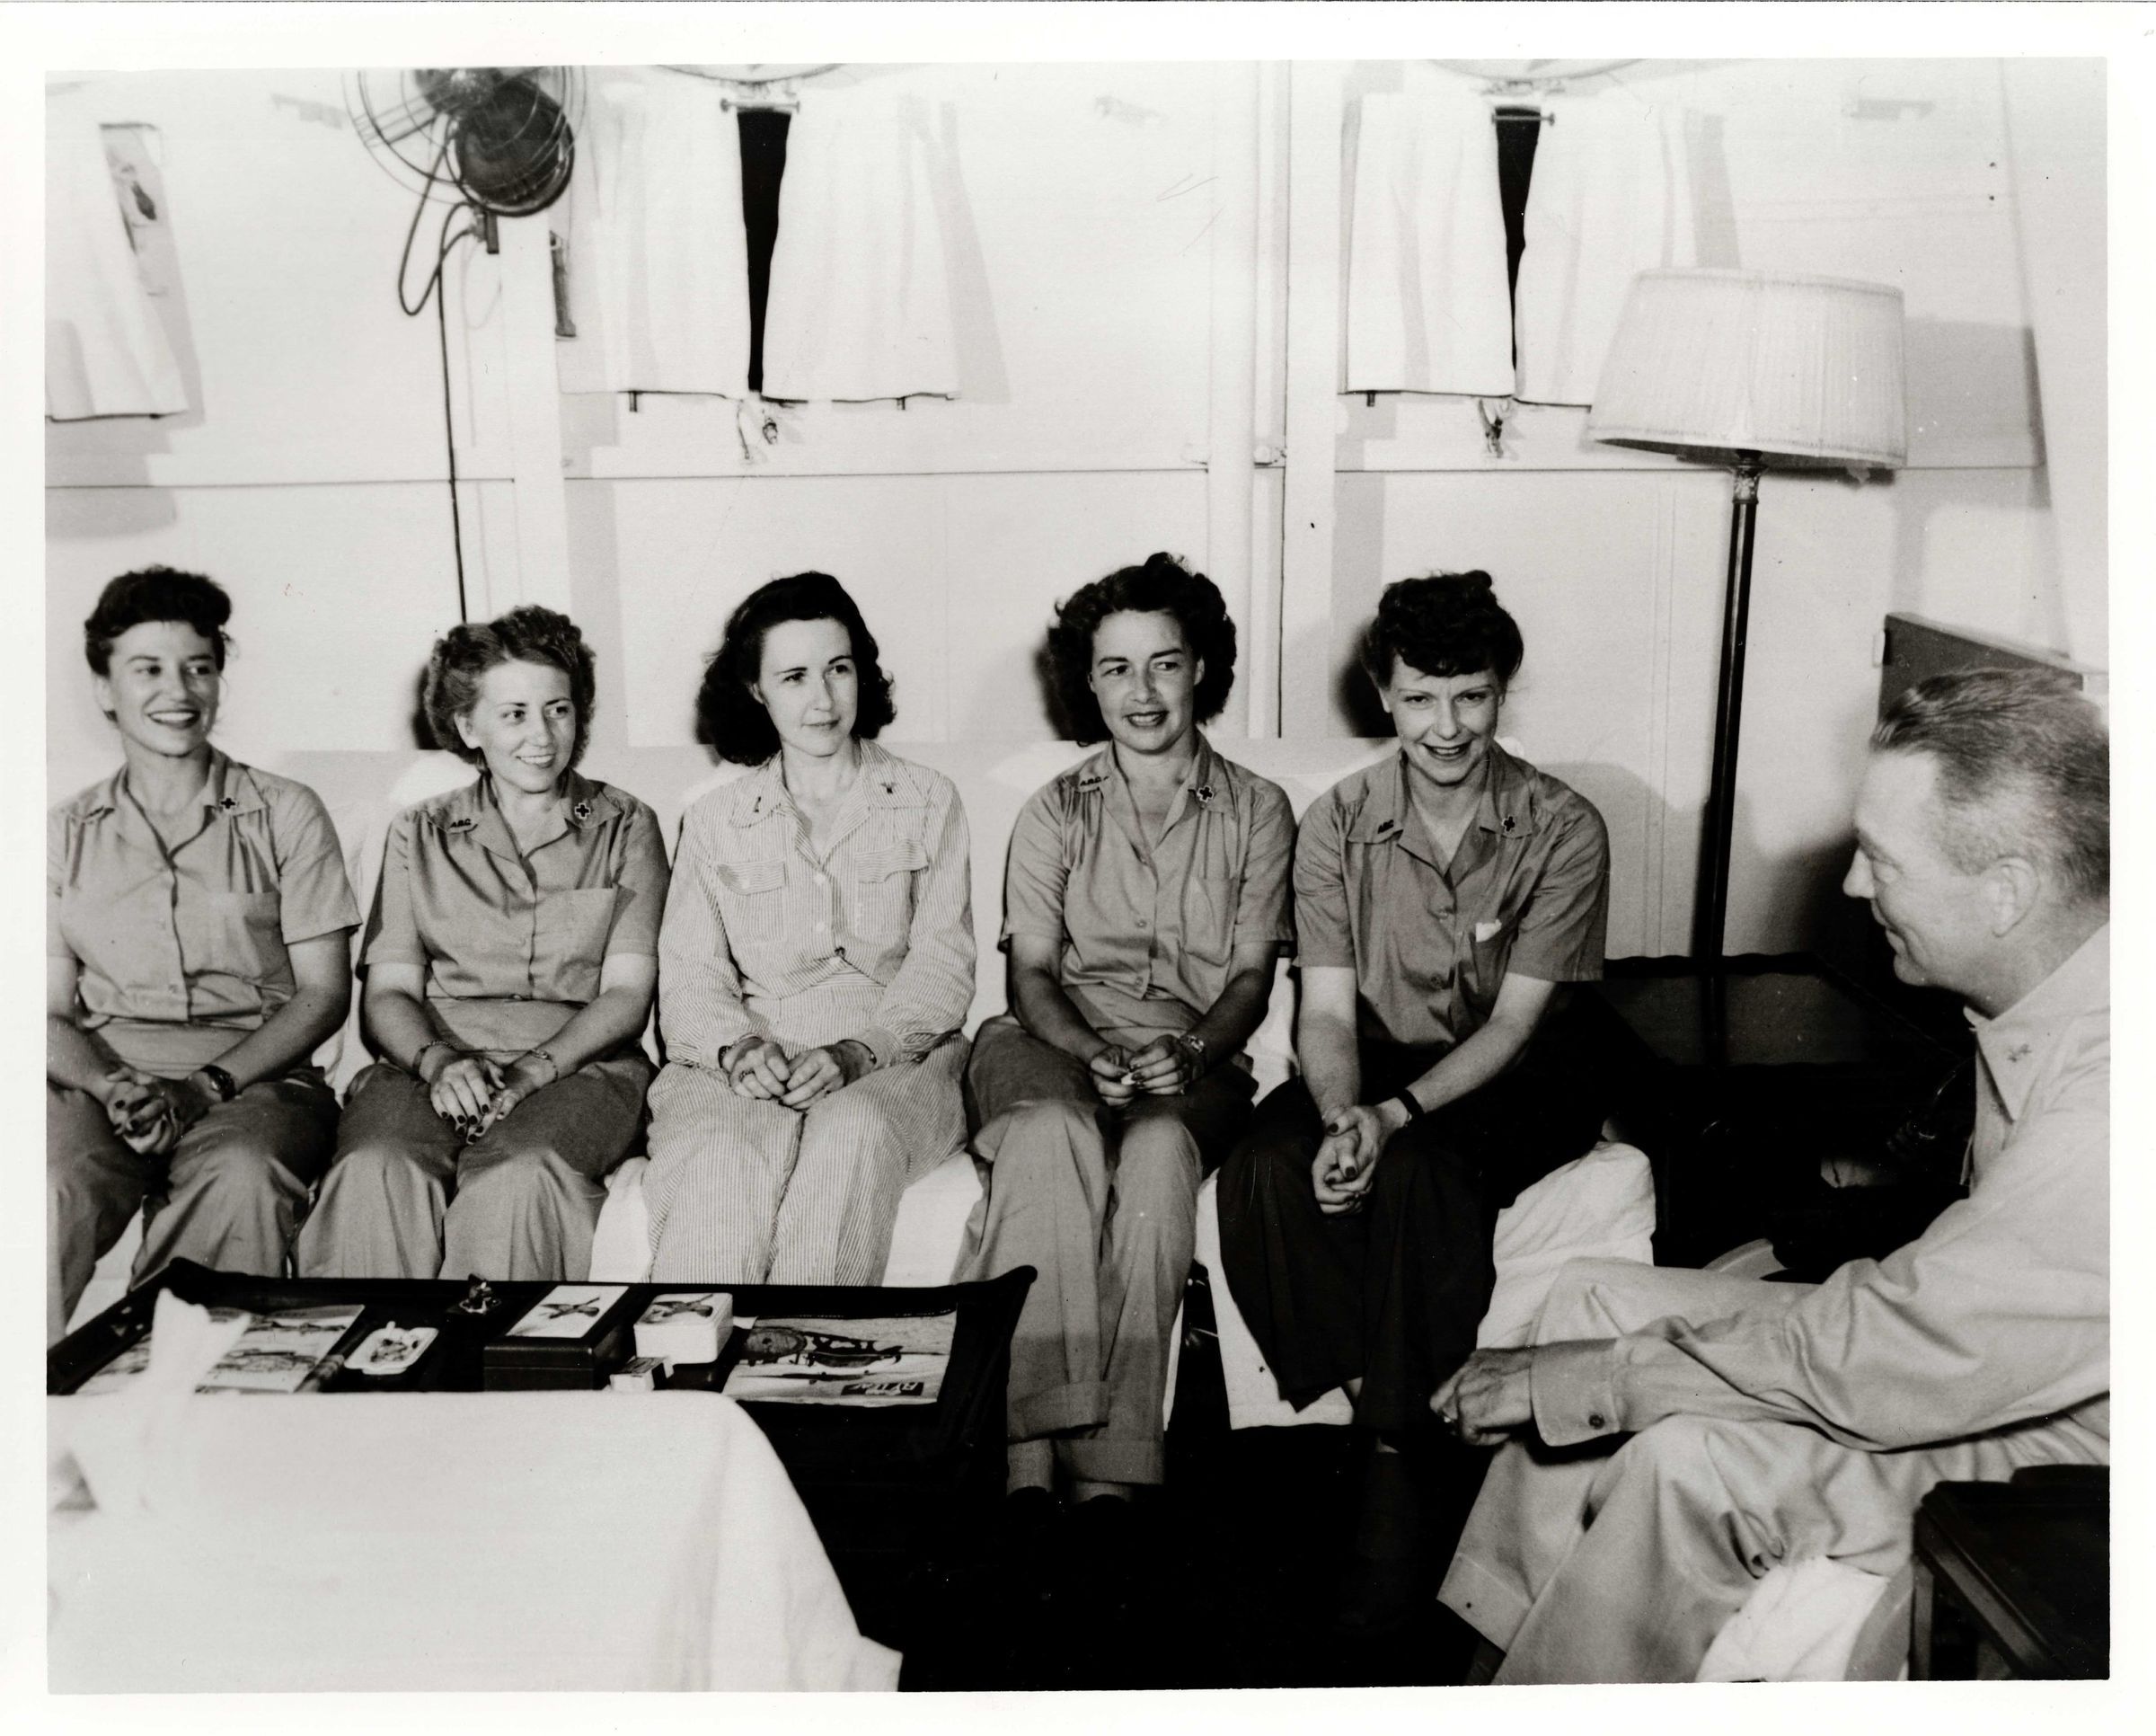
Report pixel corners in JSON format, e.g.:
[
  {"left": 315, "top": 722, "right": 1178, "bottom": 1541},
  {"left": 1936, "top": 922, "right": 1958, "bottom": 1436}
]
[{"left": 14, "top": 0, "right": 2143, "bottom": 1719}]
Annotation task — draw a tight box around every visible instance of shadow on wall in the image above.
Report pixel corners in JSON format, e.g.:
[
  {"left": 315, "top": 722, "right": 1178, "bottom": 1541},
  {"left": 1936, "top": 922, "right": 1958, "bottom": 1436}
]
[
  {"left": 933, "top": 98, "right": 1009, "bottom": 407},
  {"left": 47, "top": 486, "right": 176, "bottom": 545},
  {"left": 46, "top": 122, "right": 205, "bottom": 513}
]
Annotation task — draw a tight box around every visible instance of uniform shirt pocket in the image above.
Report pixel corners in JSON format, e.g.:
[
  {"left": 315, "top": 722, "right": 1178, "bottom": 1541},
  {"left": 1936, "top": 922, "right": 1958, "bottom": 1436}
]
[
  {"left": 1180, "top": 871, "right": 1238, "bottom": 969},
  {"left": 853, "top": 837, "right": 930, "bottom": 938},
  {"left": 534, "top": 886, "right": 621, "bottom": 1004},
  {"left": 717, "top": 855, "right": 792, "bottom": 960}
]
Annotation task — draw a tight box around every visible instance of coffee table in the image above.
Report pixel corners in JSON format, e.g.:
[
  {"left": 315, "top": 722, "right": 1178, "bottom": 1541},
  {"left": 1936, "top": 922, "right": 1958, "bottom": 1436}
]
[{"left": 50, "top": 1260, "right": 1033, "bottom": 1655}]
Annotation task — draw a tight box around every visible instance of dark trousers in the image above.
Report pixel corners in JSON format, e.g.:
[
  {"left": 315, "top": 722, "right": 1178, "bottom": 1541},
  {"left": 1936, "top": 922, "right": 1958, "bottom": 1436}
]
[{"left": 1215, "top": 1026, "right": 1607, "bottom": 1437}]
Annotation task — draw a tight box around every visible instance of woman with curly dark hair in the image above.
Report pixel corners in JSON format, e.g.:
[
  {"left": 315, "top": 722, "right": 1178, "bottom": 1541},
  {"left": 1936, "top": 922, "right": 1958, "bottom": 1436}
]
[
  {"left": 961, "top": 553, "right": 1294, "bottom": 1538},
  {"left": 1216, "top": 571, "right": 1612, "bottom": 1631},
  {"left": 49, "top": 568, "right": 358, "bottom": 1341},
  {"left": 641, "top": 573, "right": 974, "bottom": 1284},
  {"left": 296, "top": 605, "right": 668, "bottom": 1281}
]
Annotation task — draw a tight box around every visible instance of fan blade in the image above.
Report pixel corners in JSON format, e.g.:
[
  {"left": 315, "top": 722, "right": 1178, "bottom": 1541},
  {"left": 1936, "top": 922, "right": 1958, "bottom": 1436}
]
[{"left": 365, "top": 88, "right": 444, "bottom": 149}]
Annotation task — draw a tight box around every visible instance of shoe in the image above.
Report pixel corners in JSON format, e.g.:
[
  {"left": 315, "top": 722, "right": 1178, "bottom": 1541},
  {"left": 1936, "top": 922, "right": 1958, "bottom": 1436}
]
[
  {"left": 994, "top": 1486, "right": 1064, "bottom": 1604},
  {"left": 1334, "top": 1449, "right": 1430, "bottom": 1635},
  {"left": 1065, "top": 1493, "right": 1144, "bottom": 1599}
]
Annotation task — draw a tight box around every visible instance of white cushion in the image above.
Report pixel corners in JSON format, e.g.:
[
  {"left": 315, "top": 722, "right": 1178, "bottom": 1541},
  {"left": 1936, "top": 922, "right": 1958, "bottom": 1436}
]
[
  {"left": 584, "top": 1147, "right": 982, "bottom": 1288},
  {"left": 1696, "top": 1557, "right": 1904, "bottom": 1682},
  {"left": 1475, "top": 1141, "right": 1656, "bottom": 1349},
  {"left": 1190, "top": 1140, "right": 1657, "bottom": 1430}
]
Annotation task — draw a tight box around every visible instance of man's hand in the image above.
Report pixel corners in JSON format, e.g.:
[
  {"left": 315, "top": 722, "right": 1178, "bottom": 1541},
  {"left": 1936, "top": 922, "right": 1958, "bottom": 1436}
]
[
  {"left": 1433, "top": 1347, "right": 1537, "bottom": 1447},
  {"left": 1087, "top": 1044, "right": 1137, "bottom": 1106},
  {"left": 1126, "top": 1034, "right": 1197, "bottom": 1098}
]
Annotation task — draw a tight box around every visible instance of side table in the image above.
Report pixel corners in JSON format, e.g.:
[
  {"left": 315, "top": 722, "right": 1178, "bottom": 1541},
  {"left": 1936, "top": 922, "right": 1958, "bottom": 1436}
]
[{"left": 1912, "top": 1466, "right": 2108, "bottom": 1679}]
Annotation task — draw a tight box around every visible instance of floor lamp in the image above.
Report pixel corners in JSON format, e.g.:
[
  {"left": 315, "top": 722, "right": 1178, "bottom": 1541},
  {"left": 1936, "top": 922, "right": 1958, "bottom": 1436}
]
[{"left": 1586, "top": 270, "right": 1907, "bottom": 966}]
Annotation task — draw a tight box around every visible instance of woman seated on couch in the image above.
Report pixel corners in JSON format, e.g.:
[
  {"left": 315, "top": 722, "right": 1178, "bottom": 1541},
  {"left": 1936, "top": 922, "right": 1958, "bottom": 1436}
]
[
  {"left": 641, "top": 572, "right": 975, "bottom": 1285},
  {"left": 1215, "top": 571, "right": 1613, "bottom": 1629},
  {"left": 297, "top": 606, "right": 668, "bottom": 1282},
  {"left": 49, "top": 568, "right": 358, "bottom": 1341},
  {"left": 963, "top": 553, "right": 1294, "bottom": 1529}
]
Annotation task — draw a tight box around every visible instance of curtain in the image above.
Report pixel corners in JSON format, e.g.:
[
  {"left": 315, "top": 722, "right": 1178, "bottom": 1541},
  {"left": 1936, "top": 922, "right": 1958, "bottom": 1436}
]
[
  {"left": 46, "top": 95, "right": 187, "bottom": 421},
  {"left": 1344, "top": 81, "right": 1514, "bottom": 397},
  {"left": 760, "top": 84, "right": 958, "bottom": 403},
  {"left": 1513, "top": 95, "right": 1701, "bottom": 405},
  {"left": 1342, "top": 77, "right": 1700, "bottom": 406},
  {"left": 555, "top": 70, "right": 751, "bottom": 398}
]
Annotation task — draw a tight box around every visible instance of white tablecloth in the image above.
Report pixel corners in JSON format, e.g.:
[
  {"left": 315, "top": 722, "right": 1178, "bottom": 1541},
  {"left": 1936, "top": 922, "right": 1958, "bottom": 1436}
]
[{"left": 49, "top": 1390, "right": 899, "bottom": 1691}]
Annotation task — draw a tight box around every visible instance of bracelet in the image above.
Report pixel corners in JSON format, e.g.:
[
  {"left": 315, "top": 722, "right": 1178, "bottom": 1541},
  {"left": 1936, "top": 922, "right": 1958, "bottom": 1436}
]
[
  {"left": 527, "top": 1046, "right": 561, "bottom": 1083},
  {"left": 411, "top": 1038, "right": 458, "bottom": 1077},
  {"left": 1389, "top": 1090, "right": 1425, "bottom": 1125}
]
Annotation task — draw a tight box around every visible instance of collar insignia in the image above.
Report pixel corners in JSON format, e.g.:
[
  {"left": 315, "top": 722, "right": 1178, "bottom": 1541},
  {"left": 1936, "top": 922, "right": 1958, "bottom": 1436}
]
[
  {"left": 1196, "top": 784, "right": 1216, "bottom": 804},
  {"left": 1500, "top": 813, "right": 1518, "bottom": 836},
  {"left": 571, "top": 800, "right": 593, "bottom": 823},
  {"left": 446, "top": 815, "right": 476, "bottom": 833},
  {"left": 217, "top": 795, "right": 238, "bottom": 812}
]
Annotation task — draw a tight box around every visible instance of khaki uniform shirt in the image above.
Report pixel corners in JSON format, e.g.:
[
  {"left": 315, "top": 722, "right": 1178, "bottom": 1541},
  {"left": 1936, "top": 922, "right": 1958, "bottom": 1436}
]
[
  {"left": 658, "top": 740, "right": 975, "bottom": 1068},
  {"left": 49, "top": 750, "right": 359, "bottom": 1073},
  {"left": 1294, "top": 742, "right": 1609, "bottom": 1050},
  {"left": 1532, "top": 926, "right": 2110, "bottom": 1459},
  {"left": 363, "top": 771, "right": 670, "bottom": 1057},
  {"left": 1001, "top": 734, "right": 1294, "bottom": 1046}
]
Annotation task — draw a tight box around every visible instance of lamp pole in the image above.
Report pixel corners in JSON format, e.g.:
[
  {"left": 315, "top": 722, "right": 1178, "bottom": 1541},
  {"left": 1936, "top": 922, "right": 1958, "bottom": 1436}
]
[{"left": 1696, "top": 451, "right": 1763, "bottom": 966}]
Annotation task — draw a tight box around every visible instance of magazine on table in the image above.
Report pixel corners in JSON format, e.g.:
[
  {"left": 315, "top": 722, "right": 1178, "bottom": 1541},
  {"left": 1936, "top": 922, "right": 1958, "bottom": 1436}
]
[
  {"left": 720, "top": 1312, "right": 955, "bottom": 1406},
  {"left": 75, "top": 1306, "right": 366, "bottom": 1396}
]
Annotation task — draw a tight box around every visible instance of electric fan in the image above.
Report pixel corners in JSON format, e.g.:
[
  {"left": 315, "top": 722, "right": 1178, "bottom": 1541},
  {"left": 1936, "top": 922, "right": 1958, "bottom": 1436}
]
[{"left": 346, "top": 66, "right": 582, "bottom": 217}]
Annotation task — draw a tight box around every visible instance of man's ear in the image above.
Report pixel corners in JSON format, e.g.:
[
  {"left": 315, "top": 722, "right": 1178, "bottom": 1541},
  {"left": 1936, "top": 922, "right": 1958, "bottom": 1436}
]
[{"left": 1985, "top": 855, "right": 2042, "bottom": 935}]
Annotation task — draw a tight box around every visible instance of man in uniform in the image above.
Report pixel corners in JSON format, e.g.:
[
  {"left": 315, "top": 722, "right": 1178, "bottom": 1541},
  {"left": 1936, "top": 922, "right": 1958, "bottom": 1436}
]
[{"left": 1434, "top": 666, "right": 2109, "bottom": 1682}]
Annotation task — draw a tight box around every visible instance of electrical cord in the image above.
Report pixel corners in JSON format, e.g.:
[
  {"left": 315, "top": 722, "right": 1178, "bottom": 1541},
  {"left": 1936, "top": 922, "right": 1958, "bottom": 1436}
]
[{"left": 393, "top": 137, "right": 482, "bottom": 619}]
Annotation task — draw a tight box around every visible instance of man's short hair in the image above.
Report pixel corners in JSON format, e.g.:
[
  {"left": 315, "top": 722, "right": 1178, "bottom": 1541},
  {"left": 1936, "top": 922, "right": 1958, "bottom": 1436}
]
[{"left": 1873, "top": 666, "right": 2107, "bottom": 904}]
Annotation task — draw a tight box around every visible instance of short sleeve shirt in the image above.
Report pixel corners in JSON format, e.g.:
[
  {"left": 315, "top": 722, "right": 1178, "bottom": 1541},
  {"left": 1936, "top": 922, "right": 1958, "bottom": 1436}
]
[
  {"left": 1002, "top": 734, "right": 1295, "bottom": 1044},
  {"left": 49, "top": 750, "right": 359, "bottom": 1042},
  {"left": 1294, "top": 741, "right": 1608, "bottom": 1050},
  {"left": 364, "top": 770, "right": 670, "bottom": 1053}
]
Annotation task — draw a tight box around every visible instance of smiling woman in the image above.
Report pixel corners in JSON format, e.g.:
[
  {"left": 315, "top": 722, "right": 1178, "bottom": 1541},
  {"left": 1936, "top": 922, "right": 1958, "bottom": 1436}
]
[
  {"left": 639, "top": 573, "right": 976, "bottom": 1287},
  {"left": 296, "top": 606, "right": 669, "bottom": 1285},
  {"left": 47, "top": 568, "right": 359, "bottom": 1342},
  {"left": 1214, "top": 570, "right": 1615, "bottom": 1631},
  {"left": 960, "top": 552, "right": 1294, "bottom": 1524}
]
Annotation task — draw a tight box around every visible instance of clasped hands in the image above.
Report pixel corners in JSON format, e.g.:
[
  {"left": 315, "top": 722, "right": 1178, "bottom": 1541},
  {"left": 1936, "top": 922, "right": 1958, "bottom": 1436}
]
[
  {"left": 99, "top": 1067, "right": 210, "bottom": 1157},
  {"left": 1309, "top": 1096, "right": 1416, "bottom": 1216},
  {"left": 420, "top": 1046, "right": 558, "bottom": 1140},
  {"left": 1087, "top": 1034, "right": 1198, "bottom": 1106},
  {"left": 722, "top": 1034, "right": 868, "bottom": 1109}
]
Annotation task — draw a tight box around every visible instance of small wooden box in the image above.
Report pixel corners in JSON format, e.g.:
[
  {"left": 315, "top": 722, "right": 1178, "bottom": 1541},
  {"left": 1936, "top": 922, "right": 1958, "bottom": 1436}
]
[{"left": 482, "top": 1284, "right": 642, "bottom": 1391}]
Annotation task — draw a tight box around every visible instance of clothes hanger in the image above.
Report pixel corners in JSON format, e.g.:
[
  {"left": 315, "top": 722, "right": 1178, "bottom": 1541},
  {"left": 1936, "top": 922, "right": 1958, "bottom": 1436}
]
[{"left": 658, "top": 64, "right": 844, "bottom": 114}]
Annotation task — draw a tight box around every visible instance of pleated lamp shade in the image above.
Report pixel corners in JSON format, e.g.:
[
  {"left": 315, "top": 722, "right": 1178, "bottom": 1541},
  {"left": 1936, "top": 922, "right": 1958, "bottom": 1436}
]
[{"left": 1587, "top": 270, "right": 1907, "bottom": 468}]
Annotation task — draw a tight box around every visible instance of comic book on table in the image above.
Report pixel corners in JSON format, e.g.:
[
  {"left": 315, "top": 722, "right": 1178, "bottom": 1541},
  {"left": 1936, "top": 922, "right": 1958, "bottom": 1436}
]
[
  {"left": 73, "top": 1306, "right": 365, "bottom": 1396},
  {"left": 720, "top": 1312, "right": 955, "bottom": 1407}
]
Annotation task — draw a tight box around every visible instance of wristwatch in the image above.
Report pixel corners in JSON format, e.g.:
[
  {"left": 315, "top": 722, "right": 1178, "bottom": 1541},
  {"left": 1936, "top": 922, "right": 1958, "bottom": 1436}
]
[
  {"left": 194, "top": 1063, "right": 239, "bottom": 1103},
  {"left": 1174, "top": 1032, "right": 1208, "bottom": 1072}
]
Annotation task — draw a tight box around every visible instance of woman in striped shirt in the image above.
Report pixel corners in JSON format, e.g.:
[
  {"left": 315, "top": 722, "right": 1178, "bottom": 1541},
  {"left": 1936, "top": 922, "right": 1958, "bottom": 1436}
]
[{"left": 641, "top": 573, "right": 976, "bottom": 1284}]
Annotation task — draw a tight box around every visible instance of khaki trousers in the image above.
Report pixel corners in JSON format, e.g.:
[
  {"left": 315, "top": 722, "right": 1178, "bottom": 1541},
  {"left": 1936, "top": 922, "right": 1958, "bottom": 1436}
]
[
  {"left": 48, "top": 1071, "right": 338, "bottom": 1343},
  {"left": 295, "top": 1058, "right": 649, "bottom": 1282},
  {"left": 960, "top": 1016, "right": 1254, "bottom": 1488},
  {"left": 641, "top": 1041, "right": 967, "bottom": 1286},
  {"left": 1439, "top": 1259, "right": 2106, "bottom": 1683}
]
